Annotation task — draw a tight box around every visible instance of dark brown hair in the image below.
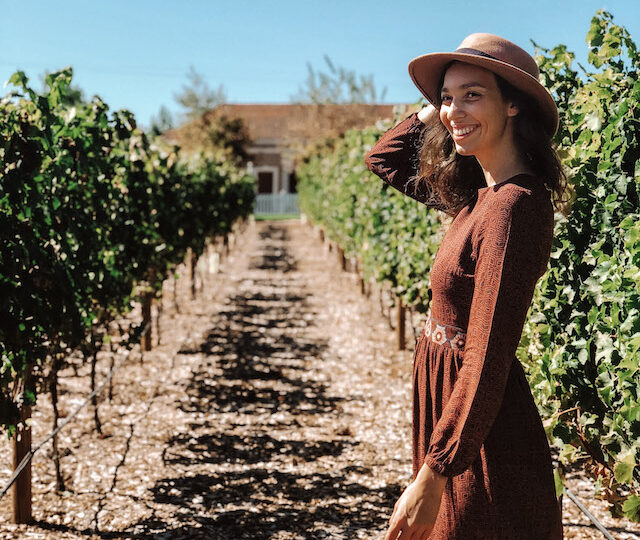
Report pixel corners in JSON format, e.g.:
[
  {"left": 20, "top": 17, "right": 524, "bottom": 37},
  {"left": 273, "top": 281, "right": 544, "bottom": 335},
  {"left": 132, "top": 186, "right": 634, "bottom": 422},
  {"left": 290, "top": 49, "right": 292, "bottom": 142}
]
[{"left": 416, "top": 61, "right": 570, "bottom": 217}]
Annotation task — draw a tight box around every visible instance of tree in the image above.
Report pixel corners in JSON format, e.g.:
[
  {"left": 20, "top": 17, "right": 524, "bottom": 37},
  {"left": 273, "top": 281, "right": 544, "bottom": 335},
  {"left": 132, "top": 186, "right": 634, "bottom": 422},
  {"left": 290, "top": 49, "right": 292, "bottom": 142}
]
[
  {"left": 290, "top": 54, "right": 387, "bottom": 104},
  {"left": 202, "top": 114, "right": 250, "bottom": 165},
  {"left": 177, "top": 113, "right": 250, "bottom": 166},
  {"left": 170, "top": 66, "right": 250, "bottom": 165},
  {"left": 149, "top": 105, "right": 175, "bottom": 136},
  {"left": 173, "top": 65, "right": 227, "bottom": 122}
]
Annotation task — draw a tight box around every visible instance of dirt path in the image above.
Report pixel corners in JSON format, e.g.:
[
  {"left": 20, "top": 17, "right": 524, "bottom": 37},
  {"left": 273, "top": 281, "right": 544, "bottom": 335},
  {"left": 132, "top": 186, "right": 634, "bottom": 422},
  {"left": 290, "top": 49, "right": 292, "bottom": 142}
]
[{"left": 1, "top": 219, "right": 639, "bottom": 539}]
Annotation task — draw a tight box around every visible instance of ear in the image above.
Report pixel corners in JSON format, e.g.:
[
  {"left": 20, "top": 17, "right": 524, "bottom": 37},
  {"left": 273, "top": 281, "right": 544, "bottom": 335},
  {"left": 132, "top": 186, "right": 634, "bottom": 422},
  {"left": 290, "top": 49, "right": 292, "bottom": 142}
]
[{"left": 507, "top": 101, "right": 519, "bottom": 118}]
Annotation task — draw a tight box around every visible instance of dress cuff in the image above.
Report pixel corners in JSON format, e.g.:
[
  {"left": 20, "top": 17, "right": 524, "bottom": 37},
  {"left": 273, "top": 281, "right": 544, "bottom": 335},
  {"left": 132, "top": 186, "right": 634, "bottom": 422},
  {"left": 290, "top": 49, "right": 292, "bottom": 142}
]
[
  {"left": 425, "top": 453, "right": 456, "bottom": 478},
  {"left": 406, "top": 111, "right": 424, "bottom": 131}
]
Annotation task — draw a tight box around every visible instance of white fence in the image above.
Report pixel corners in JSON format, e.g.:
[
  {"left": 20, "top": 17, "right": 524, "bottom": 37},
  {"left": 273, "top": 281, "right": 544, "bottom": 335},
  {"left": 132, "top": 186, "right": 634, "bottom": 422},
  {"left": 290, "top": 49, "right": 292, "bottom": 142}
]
[{"left": 254, "top": 193, "right": 300, "bottom": 215}]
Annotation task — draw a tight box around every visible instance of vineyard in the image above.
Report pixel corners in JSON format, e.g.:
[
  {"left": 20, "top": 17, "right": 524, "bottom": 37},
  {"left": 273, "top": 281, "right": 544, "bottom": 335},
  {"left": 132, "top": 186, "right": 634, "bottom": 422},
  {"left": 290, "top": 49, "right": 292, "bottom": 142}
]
[
  {"left": 297, "top": 10, "right": 640, "bottom": 527},
  {"left": 0, "top": 67, "right": 254, "bottom": 523},
  {"left": 1, "top": 6, "right": 640, "bottom": 540}
]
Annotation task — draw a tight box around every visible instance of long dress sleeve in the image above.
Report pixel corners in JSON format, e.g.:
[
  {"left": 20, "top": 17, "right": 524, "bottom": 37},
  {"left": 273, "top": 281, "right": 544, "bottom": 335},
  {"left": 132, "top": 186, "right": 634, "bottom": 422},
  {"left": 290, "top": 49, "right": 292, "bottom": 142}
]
[
  {"left": 364, "top": 112, "right": 449, "bottom": 212},
  {"left": 424, "top": 187, "right": 555, "bottom": 478}
]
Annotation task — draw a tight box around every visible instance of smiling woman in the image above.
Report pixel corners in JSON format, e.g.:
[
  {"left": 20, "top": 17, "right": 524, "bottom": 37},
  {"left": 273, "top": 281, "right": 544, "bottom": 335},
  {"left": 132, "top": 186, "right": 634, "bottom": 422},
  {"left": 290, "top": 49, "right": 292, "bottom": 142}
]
[
  {"left": 414, "top": 47, "right": 567, "bottom": 217},
  {"left": 365, "top": 33, "right": 569, "bottom": 540}
]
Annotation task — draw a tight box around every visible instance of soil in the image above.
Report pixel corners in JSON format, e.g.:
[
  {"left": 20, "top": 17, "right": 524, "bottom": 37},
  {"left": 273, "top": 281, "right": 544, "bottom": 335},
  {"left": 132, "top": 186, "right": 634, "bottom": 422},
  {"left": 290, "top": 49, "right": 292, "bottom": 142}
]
[{"left": 0, "top": 218, "right": 638, "bottom": 539}]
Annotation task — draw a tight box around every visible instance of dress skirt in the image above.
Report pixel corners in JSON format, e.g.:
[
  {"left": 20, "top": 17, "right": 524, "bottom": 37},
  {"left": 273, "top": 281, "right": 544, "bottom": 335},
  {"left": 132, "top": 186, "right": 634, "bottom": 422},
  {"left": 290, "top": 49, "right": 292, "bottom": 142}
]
[{"left": 412, "top": 319, "right": 564, "bottom": 539}]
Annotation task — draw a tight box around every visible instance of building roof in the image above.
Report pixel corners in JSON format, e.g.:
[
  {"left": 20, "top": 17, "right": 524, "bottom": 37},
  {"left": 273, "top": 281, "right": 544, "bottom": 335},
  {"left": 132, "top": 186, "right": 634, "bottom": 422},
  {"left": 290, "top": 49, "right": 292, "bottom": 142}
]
[
  {"left": 164, "top": 102, "right": 413, "bottom": 149},
  {"left": 206, "top": 103, "right": 408, "bottom": 142}
]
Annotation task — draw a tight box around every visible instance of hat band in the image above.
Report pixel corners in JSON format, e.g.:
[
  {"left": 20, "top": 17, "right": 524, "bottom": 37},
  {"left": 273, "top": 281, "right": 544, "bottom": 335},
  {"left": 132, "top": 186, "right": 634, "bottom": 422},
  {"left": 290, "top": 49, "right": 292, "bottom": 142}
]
[{"left": 454, "top": 47, "right": 500, "bottom": 61}]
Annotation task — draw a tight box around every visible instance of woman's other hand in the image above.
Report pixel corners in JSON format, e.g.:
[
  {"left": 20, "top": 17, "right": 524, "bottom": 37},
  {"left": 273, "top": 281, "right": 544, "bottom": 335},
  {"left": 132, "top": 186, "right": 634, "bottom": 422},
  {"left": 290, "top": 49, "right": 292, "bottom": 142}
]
[
  {"left": 417, "top": 104, "right": 438, "bottom": 124},
  {"left": 384, "top": 464, "right": 447, "bottom": 540}
]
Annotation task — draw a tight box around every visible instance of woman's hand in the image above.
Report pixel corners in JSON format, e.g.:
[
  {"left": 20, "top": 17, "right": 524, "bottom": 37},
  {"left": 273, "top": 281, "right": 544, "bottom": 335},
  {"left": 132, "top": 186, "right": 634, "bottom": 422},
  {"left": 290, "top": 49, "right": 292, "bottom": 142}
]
[
  {"left": 417, "top": 104, "right": 438, "bottom": 124},
  {"left": 385, "top": 464, "right": 447, "bottom": 540}
]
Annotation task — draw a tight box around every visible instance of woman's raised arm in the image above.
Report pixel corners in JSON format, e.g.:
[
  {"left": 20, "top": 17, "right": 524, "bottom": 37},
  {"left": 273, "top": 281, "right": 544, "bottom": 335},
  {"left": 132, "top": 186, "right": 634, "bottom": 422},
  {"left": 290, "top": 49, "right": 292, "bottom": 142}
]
[{"left": 364, "top": 107, "right": 448, "bottom": 212}]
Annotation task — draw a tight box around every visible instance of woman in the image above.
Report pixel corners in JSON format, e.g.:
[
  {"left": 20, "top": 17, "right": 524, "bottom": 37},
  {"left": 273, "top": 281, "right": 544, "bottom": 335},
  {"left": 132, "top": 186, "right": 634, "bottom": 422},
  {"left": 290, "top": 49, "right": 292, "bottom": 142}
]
[{"left": 364, "top": 33, "right": 568, "bottom": 539}]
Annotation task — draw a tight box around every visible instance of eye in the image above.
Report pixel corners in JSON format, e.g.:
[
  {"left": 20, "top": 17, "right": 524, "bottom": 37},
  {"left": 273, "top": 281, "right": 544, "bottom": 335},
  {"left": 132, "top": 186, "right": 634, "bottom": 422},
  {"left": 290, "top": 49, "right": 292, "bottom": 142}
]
[
  {"left": 466, "top": 91, "right": 481, "bottom": 99},
  {"left": 440, "top": 94, "right": 452, "bottom": 104}
]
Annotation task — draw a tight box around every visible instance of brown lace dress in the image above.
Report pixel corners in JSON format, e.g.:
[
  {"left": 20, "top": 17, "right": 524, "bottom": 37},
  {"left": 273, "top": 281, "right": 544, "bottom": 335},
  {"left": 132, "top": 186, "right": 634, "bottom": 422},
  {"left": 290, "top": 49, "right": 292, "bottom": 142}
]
[{"left": 364, "top": 112, "right": 563, "bottom": 539}]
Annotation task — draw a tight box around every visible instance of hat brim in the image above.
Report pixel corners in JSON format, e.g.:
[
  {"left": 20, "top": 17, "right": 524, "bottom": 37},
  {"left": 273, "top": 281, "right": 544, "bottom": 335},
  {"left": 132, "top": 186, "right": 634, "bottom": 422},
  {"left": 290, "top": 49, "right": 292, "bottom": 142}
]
[{"left": 408, "top": 52, "right": 559, "bottom": 137}]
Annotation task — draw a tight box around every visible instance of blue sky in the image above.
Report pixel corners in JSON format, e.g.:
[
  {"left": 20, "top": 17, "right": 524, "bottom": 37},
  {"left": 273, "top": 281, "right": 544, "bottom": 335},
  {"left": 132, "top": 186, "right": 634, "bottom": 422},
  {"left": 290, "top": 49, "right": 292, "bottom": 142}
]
[{"left": 1, "top": 1, "right": 638, "bottom": 129}]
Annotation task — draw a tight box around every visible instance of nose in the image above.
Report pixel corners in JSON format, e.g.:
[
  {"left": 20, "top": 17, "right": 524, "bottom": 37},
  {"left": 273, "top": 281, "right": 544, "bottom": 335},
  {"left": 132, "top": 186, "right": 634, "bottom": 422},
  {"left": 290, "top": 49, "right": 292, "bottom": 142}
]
[{"left": 446, "top": 97, "right": 465, "bottom": 122}]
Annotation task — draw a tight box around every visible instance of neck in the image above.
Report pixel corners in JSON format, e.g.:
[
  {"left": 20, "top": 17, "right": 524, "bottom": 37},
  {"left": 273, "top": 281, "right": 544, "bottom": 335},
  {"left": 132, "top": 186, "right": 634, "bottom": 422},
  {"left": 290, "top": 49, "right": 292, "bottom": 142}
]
[{"left": 475, "top": 125, "right": 533, "bottom": 187}]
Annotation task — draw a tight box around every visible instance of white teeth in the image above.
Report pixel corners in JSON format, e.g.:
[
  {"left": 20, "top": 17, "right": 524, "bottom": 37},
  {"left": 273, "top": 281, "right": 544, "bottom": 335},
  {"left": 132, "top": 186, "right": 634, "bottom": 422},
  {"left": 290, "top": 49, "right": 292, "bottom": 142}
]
[{"left": 452, "top": 125, "right": 477, "bottom": 136}]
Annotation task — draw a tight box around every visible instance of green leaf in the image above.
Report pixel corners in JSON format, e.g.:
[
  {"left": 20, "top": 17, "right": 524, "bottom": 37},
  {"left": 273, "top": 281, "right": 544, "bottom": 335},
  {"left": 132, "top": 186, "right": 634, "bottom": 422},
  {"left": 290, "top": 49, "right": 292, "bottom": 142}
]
[
  {"left": 553, "top": 468, "right": 565, "bottom": 497},
  {"left": 622, "top": 495, "right": 640, "bottom": 521},
  {"left": 614, "top": 450, "right": 637, "bottom": 484},
  {"left": 8, "top": 70, "right": 29, "bottom": 88},
  {"left": 584, "top": 111, "right": 602, "bottom": 131}
]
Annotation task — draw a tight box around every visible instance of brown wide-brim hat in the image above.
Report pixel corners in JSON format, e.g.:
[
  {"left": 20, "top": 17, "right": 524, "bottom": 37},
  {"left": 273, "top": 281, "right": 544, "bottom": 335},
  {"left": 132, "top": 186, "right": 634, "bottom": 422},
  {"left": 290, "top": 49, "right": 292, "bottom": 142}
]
[{"left": 408, "top": 33, "right": 559, "bottom": 138}]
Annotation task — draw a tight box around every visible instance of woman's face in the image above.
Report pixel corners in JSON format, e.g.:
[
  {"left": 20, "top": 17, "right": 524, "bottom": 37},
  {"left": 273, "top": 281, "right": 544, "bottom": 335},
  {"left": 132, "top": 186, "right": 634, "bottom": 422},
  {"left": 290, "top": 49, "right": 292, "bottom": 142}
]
[{"left": 438, "top": 61, "right": 518, "bottom": 159}]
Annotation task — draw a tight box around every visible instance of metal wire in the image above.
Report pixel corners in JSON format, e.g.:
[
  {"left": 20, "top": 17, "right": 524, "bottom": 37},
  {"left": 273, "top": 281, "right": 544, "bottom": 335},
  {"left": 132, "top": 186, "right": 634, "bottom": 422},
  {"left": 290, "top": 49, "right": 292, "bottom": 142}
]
[
  {"left": 0, "top": 225, "right": 242, "bottom": 504},
  {"left": 0, "top": 321, "right": 151, "bottom": 501},
  {"left": 563, "top": 486, "right": 616, "bottom": 540}
]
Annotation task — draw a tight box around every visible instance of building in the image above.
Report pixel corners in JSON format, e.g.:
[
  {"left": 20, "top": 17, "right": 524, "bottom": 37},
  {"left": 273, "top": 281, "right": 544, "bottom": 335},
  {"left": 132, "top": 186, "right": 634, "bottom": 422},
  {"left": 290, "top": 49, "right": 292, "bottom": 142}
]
[{"left": 166, "top": 102, "right": 413, "bottom": 213}]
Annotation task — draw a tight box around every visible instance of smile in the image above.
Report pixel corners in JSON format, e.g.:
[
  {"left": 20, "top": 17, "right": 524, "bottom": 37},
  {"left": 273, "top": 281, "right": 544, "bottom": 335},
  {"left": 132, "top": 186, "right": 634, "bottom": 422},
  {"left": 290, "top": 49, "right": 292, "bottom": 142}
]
[{"left": 451, "top": 125, "right": 479, "bottom": 138}]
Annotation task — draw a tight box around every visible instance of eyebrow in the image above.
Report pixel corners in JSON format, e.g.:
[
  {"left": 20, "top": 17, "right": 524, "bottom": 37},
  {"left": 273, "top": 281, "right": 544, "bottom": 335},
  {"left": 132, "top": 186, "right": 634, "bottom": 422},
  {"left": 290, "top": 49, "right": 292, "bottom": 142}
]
[{"left": 440, "top": 82, "right": 487, "bottom": 92}]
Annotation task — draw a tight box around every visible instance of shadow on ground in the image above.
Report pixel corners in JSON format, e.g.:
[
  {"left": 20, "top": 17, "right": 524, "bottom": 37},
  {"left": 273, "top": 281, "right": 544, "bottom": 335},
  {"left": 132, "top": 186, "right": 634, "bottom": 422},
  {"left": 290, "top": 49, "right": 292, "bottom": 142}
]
[{"left": 125, "top": 224, "right": 402, "bottom": 539}]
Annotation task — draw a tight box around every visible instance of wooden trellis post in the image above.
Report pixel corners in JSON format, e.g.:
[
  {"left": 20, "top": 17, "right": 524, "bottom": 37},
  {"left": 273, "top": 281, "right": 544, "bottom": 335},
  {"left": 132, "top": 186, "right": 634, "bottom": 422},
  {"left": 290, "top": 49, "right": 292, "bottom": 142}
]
[
  {"left": 356, "top": 257, "right": 366, "bottom": 295},
  {"left": 141, "top": 290, "right": 153, "bottom": 352},
  {"left": 190, "top": 249, "right": 197, "bottom": 299},
  {"left": 337, "top": 245, "right": 346, "bottom": 271},
  {"left": 12, "top": 366, "right": 33, "bottom": 524},
  {"left": 397, "top": 296, "right": 406, "bottom": 350}
]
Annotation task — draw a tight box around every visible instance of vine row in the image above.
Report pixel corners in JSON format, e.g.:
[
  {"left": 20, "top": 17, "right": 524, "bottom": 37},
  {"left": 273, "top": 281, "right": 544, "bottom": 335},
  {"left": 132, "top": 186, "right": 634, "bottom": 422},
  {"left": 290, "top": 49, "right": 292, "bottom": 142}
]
[{"left": 296, "top": 10, "right": 640, "bottom": 522}]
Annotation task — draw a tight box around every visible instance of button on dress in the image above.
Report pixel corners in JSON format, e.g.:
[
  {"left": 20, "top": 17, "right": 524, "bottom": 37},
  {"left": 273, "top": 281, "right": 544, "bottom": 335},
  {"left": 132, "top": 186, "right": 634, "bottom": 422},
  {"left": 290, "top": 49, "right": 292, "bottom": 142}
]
[{"left": 364, "top": 112, "right": 563, "bottom": 539}]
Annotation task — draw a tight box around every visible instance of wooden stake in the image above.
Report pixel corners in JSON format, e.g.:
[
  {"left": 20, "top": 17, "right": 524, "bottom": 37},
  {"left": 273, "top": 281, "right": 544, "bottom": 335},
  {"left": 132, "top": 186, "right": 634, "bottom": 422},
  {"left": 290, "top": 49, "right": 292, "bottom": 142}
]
[
  {"left": 357, "top": 258, "right": 366, "bottom": 295},
  {"left": 397, "top": 297, "right": 406, "bottom": 350},
  {"left": 141, "top": 291, "right": 152, "bottom": 351},
  {"left": 337, "top": 245, "right": 346, "bottom": 271},
  {"left": 173, "top": 272, "right": 180, "bottom": 314},
  {"left": 12, "top": 366, "right": 32, "bottom": 524},
  {"left": 108, "top": 330, "right": 117, "bottom": 401},
  {"left": 156, "top": 292, "right": 163, "bottom": 346},
  {"left": 50, "top": 352, "right": 65, "bottom": 492},
  {"left": 378, "top": 282, "right": 385, "bottom": 317},
  {"left": 190, "top": 249, "right": 197, "bottom": 299},
  {"left": 90, "top": 336, "right": 103, "bottom": 435}
]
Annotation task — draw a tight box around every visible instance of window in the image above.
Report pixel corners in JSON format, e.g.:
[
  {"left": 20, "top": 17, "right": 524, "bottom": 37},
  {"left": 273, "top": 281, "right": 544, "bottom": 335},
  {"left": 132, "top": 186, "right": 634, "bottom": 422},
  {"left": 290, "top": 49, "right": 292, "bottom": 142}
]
[
  {"left": 257, "top": 171, "right": 274, "bottom": 194},
  {"left": 288, "top": 172, "right": 298, "bottom": 193}
]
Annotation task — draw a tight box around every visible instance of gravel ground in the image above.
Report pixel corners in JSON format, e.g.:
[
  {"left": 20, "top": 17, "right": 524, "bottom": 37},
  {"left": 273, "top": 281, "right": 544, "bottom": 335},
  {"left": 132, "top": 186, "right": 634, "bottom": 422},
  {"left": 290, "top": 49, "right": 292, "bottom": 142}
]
[{"left": 0, "top": 218, "right": 638, "bottom": 539}]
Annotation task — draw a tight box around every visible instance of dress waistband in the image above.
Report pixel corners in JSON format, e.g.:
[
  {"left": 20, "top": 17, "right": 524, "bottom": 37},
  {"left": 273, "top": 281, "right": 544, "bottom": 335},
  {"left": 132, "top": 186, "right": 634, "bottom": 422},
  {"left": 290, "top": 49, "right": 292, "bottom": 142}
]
[{"left": 424, "top": 313, "right": 467, "bottom": 351}]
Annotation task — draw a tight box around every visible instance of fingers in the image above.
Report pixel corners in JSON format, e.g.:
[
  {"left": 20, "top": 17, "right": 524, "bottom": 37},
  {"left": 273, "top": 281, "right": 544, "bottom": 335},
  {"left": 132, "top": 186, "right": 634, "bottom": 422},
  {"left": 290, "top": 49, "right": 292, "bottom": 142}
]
[
  {"left": 385, "top": 522, "right": 400, "bottom": 540},
  {"left": 417, "top": 104, "right": 438, "bottom": 124},
  {"left": 385, "top": 513, "right": 405, "bottom": 540}
]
